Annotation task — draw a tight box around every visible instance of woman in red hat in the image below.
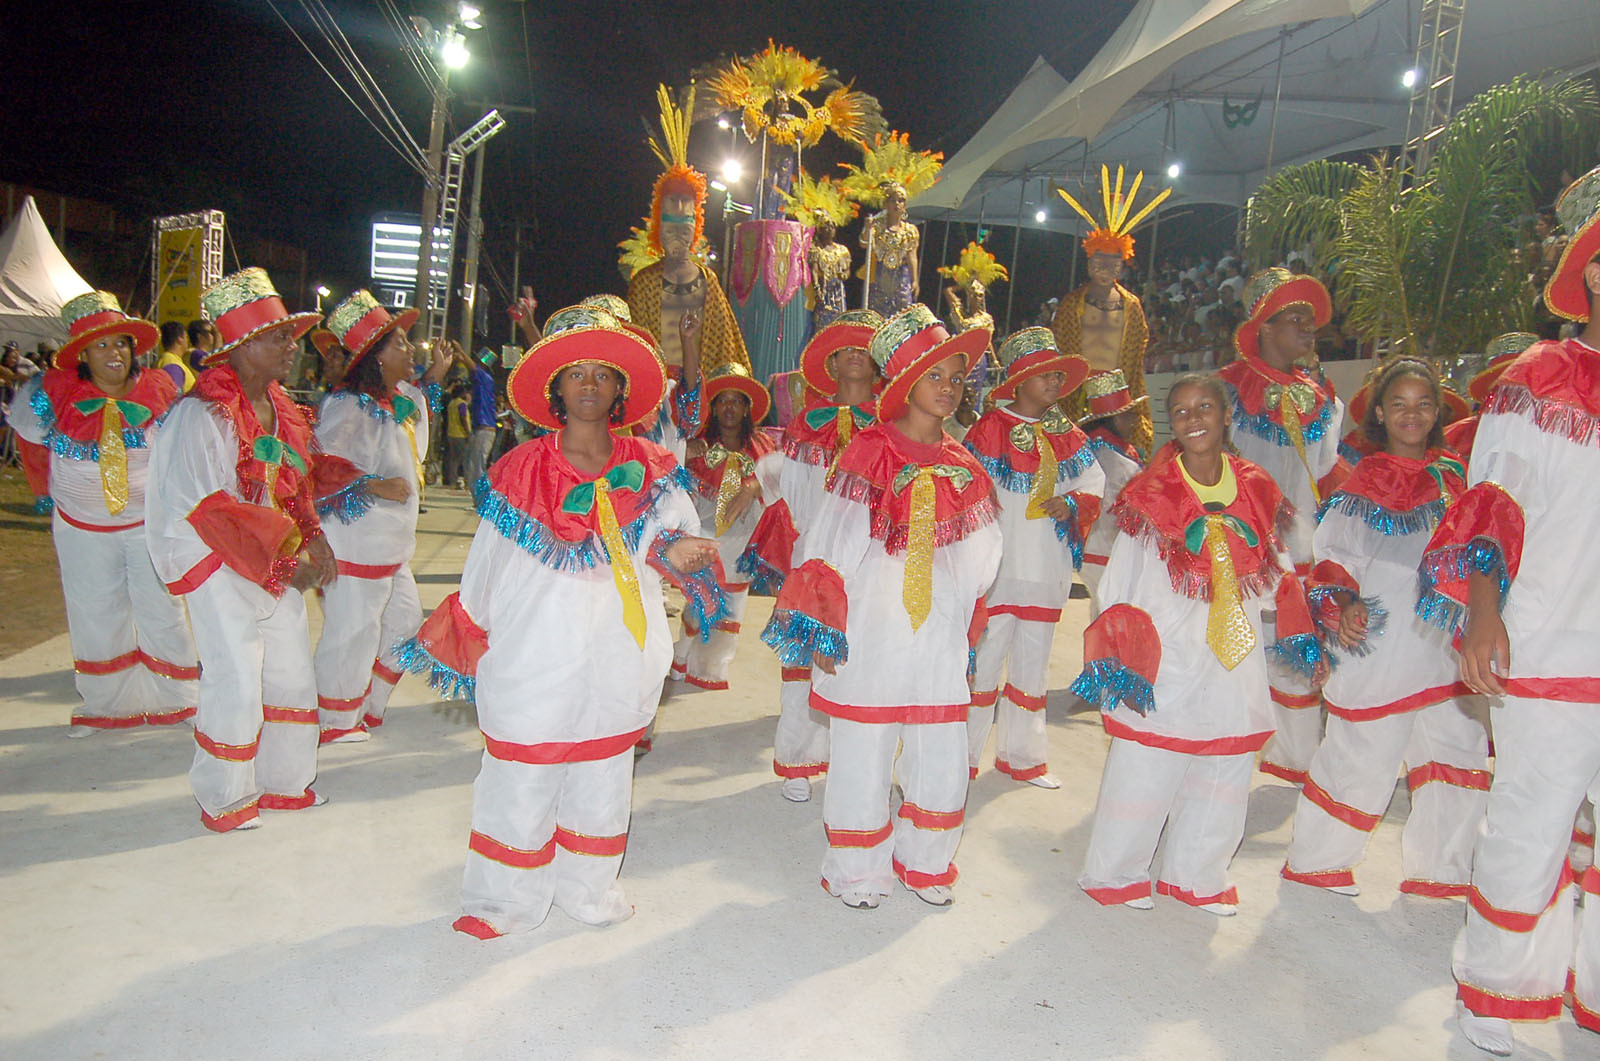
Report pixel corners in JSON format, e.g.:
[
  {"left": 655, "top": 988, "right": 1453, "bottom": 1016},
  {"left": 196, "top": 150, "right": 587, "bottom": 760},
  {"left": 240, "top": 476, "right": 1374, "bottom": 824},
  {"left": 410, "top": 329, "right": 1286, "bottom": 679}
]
[
  {"left": 397, "top": 304, "right": 721, "bottom": 938},
  {"left": 763, "top": 303, "right": 1000, "bottom": 909},
  {"left": 308, "top": 290, "right": 450, "bottom": 743},
  {"left": 669, "top": 363, "right": 778, "bottom": 692},
  {"left": 1074, "top": 374, "right": 1325, "bottom": 916},
  {"left": 962, "top": 328, "right": 1103, "bottom": 790},
  {"left": 1078, "top": 369, "right": 1148, "bottom": 611},
  {"left": 7, "top": 291, "right": 198, "bottom": 733}
]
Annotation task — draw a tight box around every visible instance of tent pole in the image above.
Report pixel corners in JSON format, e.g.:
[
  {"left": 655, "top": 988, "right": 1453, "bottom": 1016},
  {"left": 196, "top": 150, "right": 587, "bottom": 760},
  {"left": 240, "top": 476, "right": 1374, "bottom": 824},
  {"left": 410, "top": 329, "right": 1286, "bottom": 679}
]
[
  {"left": 1005, "top": 176, "right": 1026, "bottom": 337},
  {"left": 1263, "top": 28, "right": 1289, "bottom": 176}
]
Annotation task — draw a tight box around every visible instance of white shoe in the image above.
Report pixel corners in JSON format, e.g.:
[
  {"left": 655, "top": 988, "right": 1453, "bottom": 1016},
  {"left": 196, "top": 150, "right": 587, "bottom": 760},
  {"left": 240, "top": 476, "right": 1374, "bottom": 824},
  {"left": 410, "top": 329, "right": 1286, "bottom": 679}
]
[
  {"left": 1329, "top": 883, "right": 1361, "bottom": 897},
  {"left": 65, "top": 725, "right": 97, "bottom": 739},
  {"left": 780, "top": 777, "right": 812, "bottom": 802},
  {"left": 1199, "top": 901, "right": 1238, "bottom": 917},
  {"left": 1123, "top": 896, "right": 1155, "bottom": 910},
  {"left": 913, "top": 885, "right": 954, "bottom": 907},
  {"left": 1026, "top": 773, "right": 1062, "bottom": 790},
  {"left": 324, "top": 727, "right": 370, "bottom": 744},
  {"left": 233, "top": 817, "right": 262, "bottom": 832},
  {"left": 841, "top": 891, "right": 880, "bottom": 910},
  {"left": 1457, "top": 1003, "right": 1514, "bottom": 1056}
]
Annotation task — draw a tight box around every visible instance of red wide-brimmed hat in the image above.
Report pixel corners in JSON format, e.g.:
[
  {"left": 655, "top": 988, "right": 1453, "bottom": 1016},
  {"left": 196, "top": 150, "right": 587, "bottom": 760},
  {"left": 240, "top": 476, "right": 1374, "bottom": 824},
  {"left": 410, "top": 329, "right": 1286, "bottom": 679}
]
[
  {"left": 868, "top": 304, "right": 991, "bottom": 421},
  {"left": 507, "top": 304, "right": 666, "bottom": 431},
  {"left": 199, "top": 267, "right": 321, "bottom": 367},
  {"left": 323, "top": 289, "right": 418, "bottom": 368},
  {"left": 799, "top": 309, "right": 883, "bottom": 397},
  {"left": 1234, "top": 267, "right": 1332, "bottom": 362},
  {"left": 989, "top": 326, "right": 1088, "bottom": 401},
  {"left": 702, "top": 362, "right": 771, "bottom": 427},
  {"left": 54, "top": 291, "right": 160, "bottom": 371},
  {"left": 1468, "top": 332, "right": 1539, "bottom": 405},
  {"left": 1079, "top": 368, "right": 1149, "bottom": 422},
  {"left": 1348, "top": 367, "right": 1471, "bottom": 424},
  {"left": 1545, "top": 165, "right": 1600, "bottom": 322},
  {"left": 308, "top": 327, "right": 340, "bottom": 360}
]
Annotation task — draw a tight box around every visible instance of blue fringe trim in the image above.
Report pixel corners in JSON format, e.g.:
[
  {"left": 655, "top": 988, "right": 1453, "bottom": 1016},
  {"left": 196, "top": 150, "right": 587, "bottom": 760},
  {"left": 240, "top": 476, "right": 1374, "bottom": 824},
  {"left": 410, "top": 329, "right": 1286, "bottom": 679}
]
[
  {"left": 422, "top": 381, "right": 443, "bottom": 415},
  {"left": 735, "top": 544, "right": 785, "bottom": 596},
  {"left": 1268, "top": 632, "right": 1324, "bottom": 679},
  {"left": 760, "top": 608, "right": 848, "bottom": 668},
  {"left": 1415, "top": 537, "right": 1509, "bottom": 634},
  {"left": 391, "top": 636, "right": 476, "bottom": 702},
  {"left": 673, "top": 378, "right": 703, "bottom": 436},
  {"left": 315, "top": 474, "right": 381, "bottom": 523},
  {"left": 1051, "top": 494, "right": 1086, "bottom": 569},
  {"left": 1337, "top": 439, "right": 1368, "bottom": 466},
  {"left": 32, "top": 496, "right": 54, "bottom": 515},
  {"left": 1317, "top": 491, "right": 1444, "bottom": 535},
  {"left": 966, "top": 444, "right": 1098, "bottom": 495},
  {"left": 967, "top": 647, "right": 978, "bottom": 684},
  {"left": 30, "top": 385, "right": 149, "bottom": 462},
  {"left": 1224, "top": 384, "right": 1333, "bottom": 447},
  {"left": 650, "top": 528, "right": 729, "bottom": 643},
  {"left": 472, "top": 467, "right": 693, "bottom": 571},
  {"left": 1070, "top": 658, "right": 1156, "bottom": 717},
  {"left": 345, "top": 391, "right": 416, "bottom": 424}
]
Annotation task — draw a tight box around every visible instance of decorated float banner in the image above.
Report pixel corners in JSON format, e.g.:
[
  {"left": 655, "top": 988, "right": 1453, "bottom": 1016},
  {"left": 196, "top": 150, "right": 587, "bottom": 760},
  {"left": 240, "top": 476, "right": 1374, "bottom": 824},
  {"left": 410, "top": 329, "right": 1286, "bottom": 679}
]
[
  {"left": 155, "top": 226, "right": 205, "bottom": 326},
  {"left": 730, "top": 219, "right": 812, "bottom": 384}
]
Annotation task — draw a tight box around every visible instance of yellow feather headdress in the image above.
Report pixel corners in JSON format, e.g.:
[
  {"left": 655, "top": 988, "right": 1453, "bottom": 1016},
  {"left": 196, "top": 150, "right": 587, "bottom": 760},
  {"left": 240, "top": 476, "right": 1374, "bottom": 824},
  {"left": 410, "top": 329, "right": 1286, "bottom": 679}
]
[
  {"left": 646, "top": 83, "right": 707, "bottom": 256},
  {"left": 1055, "top": 164, "right": 1171, "bottom": 261},
  {"left": 701, "top": 41, "right": 885, "bottom": 149},
  {"left": 779, "top": 172, "right": 859, "bottom": 228},
  {"left": 838, "top": 131, "right": 944, "bottom": 208},
  {"left": 937, "top": 241, "right": 1008, "bottom": 292}
]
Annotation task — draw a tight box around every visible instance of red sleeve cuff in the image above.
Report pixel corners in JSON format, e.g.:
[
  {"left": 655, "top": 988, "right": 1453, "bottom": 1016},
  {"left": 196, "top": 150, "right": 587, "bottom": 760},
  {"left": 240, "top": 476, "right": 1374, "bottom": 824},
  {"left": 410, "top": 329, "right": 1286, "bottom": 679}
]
[{"left": 186, "top": 491, "right": 301, "bottom": 591}]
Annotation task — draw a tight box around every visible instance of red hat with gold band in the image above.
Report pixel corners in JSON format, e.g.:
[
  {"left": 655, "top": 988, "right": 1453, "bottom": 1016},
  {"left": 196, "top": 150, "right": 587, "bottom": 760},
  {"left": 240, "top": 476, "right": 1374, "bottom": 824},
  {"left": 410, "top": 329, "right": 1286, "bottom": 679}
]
[
  {"left": 1544, "top": 165, "right": 1600, "bottom": 322},
  {"left": 323, "top": 289, "right": 418, "bottom": 367},
  {"left": 1469, "top": 332, "right": 1539, "bottom": 404},
  {"left": 1346, "top": 364, "right": 1472, "bottom": 424},
  {"left": 989, "top": 326, "right": 1089, "bottom": 400},
  {"left": 1234, "top": 266, "right": 1332, "bottom": 362},
  {"left": 308, "top": 327, "right": 340, "bottom": 360},
  {"left": 869, "top": 304, "right": 991, "bottom": 421},
  {"left": 800, "top": 309, "right": 883, "bottom": 396},
  {"left": 199, "top": 267, "right": 322, "bottom": 367},
  {"left": 53, "top": 291, "right": 160, "bottom": 370},
  {"left": 508, "top": 304, "right": 666, "bottom": 432},
  {"left": 580, "top": 292, "right": 662, "bottom": 354},
  {"left": 1079, "top": 368, "right": 1149, "bottom": 422},
  {"left": 703, "top": 362, "right": 772, "bottom": 426}
]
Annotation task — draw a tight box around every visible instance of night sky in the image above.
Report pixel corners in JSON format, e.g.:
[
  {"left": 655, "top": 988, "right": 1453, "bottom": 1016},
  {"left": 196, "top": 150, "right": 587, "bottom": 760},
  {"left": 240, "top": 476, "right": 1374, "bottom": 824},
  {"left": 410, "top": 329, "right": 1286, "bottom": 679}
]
[{"left": 5, "top": 0, "right": 1139, "bottom": 331}]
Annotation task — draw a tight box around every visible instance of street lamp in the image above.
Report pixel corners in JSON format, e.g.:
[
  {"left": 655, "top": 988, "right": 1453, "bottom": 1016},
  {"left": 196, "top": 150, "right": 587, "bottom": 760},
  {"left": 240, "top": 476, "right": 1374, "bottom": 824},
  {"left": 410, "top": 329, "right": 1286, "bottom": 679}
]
[
  {"left": 314, "top": 284, "right": 331, "bottom": 311},
  {"left": 440, "top": 30, "right": 469, "bottom": 70}
]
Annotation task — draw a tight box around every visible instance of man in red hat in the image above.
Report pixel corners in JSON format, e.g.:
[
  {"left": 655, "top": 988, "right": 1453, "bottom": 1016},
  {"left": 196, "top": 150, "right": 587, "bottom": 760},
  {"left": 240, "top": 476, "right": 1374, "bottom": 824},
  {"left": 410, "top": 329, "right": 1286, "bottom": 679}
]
[
  {"left": 146, "top": 267, "right": 335, "bottom": 833},
  {"left": 1425, "top": 165, "right": 1600, "bottom": 1055}
]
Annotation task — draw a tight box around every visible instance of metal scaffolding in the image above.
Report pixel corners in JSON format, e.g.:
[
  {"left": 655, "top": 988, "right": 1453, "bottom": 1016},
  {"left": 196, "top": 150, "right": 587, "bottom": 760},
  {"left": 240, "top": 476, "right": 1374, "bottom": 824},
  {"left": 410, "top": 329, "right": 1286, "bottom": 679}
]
[
  {"left": 1400, "top": 0, "right": 1467, "bottom": 177},
  {"left": 422, "top": 109, "right": 504, "bottom": 346}
]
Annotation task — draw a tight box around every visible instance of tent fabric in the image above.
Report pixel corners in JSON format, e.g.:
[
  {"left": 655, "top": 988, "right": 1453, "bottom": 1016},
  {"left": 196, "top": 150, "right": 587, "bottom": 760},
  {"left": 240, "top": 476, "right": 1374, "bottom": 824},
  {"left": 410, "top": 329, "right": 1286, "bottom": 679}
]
[{"left": 0, "top": 196, "right": 93, "bottom": 347}]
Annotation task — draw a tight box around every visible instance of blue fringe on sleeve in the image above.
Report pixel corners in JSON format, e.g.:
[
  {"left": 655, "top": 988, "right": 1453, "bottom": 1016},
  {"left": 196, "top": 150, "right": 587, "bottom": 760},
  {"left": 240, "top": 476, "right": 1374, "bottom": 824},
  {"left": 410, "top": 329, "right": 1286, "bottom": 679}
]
[
  {"left": 1268, "top": 632, "right": 1324, "bottom": 679},
  {"left": 1336, "top": 439, "right": 1367, "bottom": 466},
  {"left": 1313, "top": 593, "right": 1388, "bottom": 661},
  {"left": 968, "top": 446, "right": 1098, "bottom": 495},
  {"left": 1051, "top": 494, "right": 1085, "bottom": 569},
  {"left": 423, "top": 381, "right": 444, "bottom": 415},
  {"left": 673, "top": 378, "right": 703, "bottom": 437},
  {"left": 315, "top": 474, "right": 381, "bottom": 523},
  {"left": 760, "top": 608, "right": 848, "bottom": 668},
  {"left": 391, "top": 635, "right": 476, "bottom": 702},
  {"left": 650, "top": 528, "right": 730, "bottom": 643},
  {"left": 1069, "top": 658, "right": 1156, "bottom": 716},
  {"left": 1415, "top": 537, "right": 1509, "bottom": 635},
  {"left": 735, "top": 543, "right": 785, "bottom": 596}
]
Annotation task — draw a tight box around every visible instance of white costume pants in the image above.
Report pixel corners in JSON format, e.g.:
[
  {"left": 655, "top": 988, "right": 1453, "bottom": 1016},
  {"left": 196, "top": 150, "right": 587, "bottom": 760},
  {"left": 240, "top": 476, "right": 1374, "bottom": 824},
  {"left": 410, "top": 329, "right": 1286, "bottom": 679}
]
[
  {"left": 1257, "top": 588, "right": 1324, "bottom": 782},
  {"left": 1080, "top": 737, "right": 1254, "bottom": 908},
  {"left": 670, "top": 587, "right": 749, "bottom": 690},
  {"left": 968, "top": 612, "right": 1055, "bottom": 781},
  {"left": 821, "top": 718, "right": 967, "bottom": 897},
  {"left": 773, "top": 668, "right": 829, "bottom": 779},
  {"left": 313, "top": 564, "right": 422, "bottom": 736},
  {"left": 55, "top": 516, "right": 198, "bottom": 728},
  {"left": 184, "top": 567, "right": 319, "bottom": 831},
  {"left": 1284, "top": 698, "right": 1489, "bottom": 894},
  {"left": 1453, "top": 697, "right": 1600, "bottom": 1030},
  {"left": 460, "top": 746, "right": 634, "bottom": 935}
]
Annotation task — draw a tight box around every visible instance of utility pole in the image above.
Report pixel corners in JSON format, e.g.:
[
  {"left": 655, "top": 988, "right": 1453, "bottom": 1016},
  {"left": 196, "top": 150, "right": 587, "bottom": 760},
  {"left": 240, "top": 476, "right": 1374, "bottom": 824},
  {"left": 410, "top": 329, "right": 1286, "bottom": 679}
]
[
  {"left": 413, "top": 79, "right": 450, "bottom": 319},
  {"left": 460, "top": 146, "right": 487, "bottom": 349}
]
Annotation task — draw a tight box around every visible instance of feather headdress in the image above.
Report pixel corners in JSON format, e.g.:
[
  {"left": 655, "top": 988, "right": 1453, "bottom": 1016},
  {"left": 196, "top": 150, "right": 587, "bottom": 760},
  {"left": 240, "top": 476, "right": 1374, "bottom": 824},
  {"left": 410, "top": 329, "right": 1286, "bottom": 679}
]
[
  {"left": 647, "top": 83, "right": 707, "bottom": 256},
  {"left": 779, "top": 171, "right": 859, "bottom": 228},
  {"left": 1056, "top": 164, "right": 1171, "bottom": 261},
  {"left": 701, "top": 41, "right": 885, "bottom": 149},
  {"left": 838, "top": 131, "right": 944, "bottom": 208},
  {"left": 937, "top": 241, "right": 1008, "bottom": 292}
]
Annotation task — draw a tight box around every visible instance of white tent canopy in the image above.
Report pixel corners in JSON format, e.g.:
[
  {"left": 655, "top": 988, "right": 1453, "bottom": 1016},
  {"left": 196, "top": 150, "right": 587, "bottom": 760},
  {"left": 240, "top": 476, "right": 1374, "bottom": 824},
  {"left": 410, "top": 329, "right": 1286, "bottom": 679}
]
[
  {"left": 0, "top": 196, "right": 92, "bottom": 349},
  {"left": 914, "top": 0, "right": 1600, "bottom": 231}
]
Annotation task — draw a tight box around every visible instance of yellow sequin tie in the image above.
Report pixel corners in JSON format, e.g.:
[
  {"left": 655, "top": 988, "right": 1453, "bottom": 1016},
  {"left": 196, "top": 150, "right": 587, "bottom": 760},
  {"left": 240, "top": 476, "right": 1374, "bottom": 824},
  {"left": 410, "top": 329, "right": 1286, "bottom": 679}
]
[
  {"left": 97, "top": 402, "right": 130, "bottom": 515},
  {"left": 1203, "top": 513, "right": 1256, "bottom": 670},
  {"left": 827, "top": 407, "right": 855, "bottom": 480},
  {"left": 595, "top": 479, "right": 648, "bottom": 650},
  {"left": 1277, "top": 389, "right": 1319, "bottom": 506},
  {"left": 402, "top": 418, "right": 426, "bottom": 499},
  {"left": 1024, "top": 424, "right": 1058, "bottom": 520},
  {"left": 902, "top": 469, "right": 936, "bottom": 631}
]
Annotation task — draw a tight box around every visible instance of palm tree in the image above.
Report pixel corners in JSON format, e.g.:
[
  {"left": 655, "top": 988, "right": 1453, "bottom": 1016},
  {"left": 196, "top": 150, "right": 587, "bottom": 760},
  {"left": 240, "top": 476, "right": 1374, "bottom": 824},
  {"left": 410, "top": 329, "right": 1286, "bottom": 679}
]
[{"left": 1243, "top": 75, "right": 1598, "bottom": 358}]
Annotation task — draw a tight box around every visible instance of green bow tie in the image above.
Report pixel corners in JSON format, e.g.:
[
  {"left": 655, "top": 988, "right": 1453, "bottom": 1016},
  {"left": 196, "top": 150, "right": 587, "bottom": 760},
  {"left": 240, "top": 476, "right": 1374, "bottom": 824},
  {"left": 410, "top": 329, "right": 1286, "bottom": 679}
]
[
  {"left": 803, "top": 405, "right": 872, "bottom": 431},
  {"left": 1263, "top": 380, "right": 1318, "bottom": 418},
  {"left": 1425, "top": 455, "right": 1465, "bottom": 497},
  {"left": 390, "top": 395, "right": 418, "bottom": 423},
  {"left": 892, "top": 462, "right": 973, "bottom": 494},
  {"left": 252, "top": 435, "right": 308, "bottom": 474},
  {"left": 1184, "top": 512, "right": 1259, "bottom": 555},
  {"left": 561, "top": 460, "right": 647, "bottom": 515},
  {"left": 74, "top": 397, "right": 152, "bottom": 427}
]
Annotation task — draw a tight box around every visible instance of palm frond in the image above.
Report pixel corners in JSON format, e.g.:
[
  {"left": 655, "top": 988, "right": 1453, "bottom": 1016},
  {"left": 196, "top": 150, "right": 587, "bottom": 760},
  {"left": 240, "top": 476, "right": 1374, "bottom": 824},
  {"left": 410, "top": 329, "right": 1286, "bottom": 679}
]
[
  {"left": 1334, "top": 155, "right": 1420, "bottom": 352},
  {"left": 1242, "top": 160, "right": 1362, "bottom": 270}
]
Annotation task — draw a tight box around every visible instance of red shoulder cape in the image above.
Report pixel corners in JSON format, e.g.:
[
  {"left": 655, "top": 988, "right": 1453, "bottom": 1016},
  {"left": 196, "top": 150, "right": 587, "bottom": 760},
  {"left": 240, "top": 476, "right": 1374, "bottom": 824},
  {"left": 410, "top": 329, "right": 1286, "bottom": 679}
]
[
  {"left": 962, "top": 407, "right": 1094, "bottom": 475},
  {"left": 484, "top": 431, "right": 685, "bottom": 544},
  {"left": 39, "top": 366, "right": 178, "bottom": 443},
  {"left": 830, "top": 422, "right": 997, "bottom": 554}
]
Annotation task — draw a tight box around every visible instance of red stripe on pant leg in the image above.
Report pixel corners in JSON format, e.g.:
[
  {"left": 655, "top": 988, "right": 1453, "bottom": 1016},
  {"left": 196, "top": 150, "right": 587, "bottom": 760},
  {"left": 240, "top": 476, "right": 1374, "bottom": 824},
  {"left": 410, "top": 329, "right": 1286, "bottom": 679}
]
[
  {"left": 260, "top": 789, "right": 319, "bottom": 810},
  {"left": 824, "top": 821, "right": 893, "bottom": 848},
  {"left": 75, "top": 649, "right": 142, "bottom": 675},
  {"left": 685, "top": 675, "right": 730, "bottom": 691},
  {"left": 1575, "top": 829, "right": 1596, "bottom": 848},
  {"left": 713, "top": 619, "right": 741, "bottom": 634},
  {"left": 969, "top": 688, "right": 1000, "bottom": 708},
  {"left": 893, "top": 857, "right": 957, "bottom": 889},
  {"left": 554, "top": 826, "right": 628, "bottom": 857},
  {"left": 1582, "top": 866, "right": 1600, "bottom": 896},
  {"left": 166, "top": 553, "right": 222, "bottom": 595},
  {"left": 201, "top": 801, "right": 260, "bottom": 832},
  {"left": 1281, "top": 864, "right": 1357, "bottom": 889},
  {"left": 195, "top": 728, "right": 260, "bottom": 762},
  {"left": 452, "top": 915, "right": 503, "bottom": 940},
  {"left": 336, "top": 559, "right": 401, "bottom": 578},
  {"left": 1406, "top": 762, "right": 1492, "bottom": 791},
  {"left": 144, "top": 707, "right": 197, "bottom": 726},
  {"left": 1259, "top": 761, "right": 1309, "bottom": 785},
  {"left": 780, "top": 667, "right": 809, "bottom": 682},
  {"left": 897, "top": 802, "right": 964, "bottom": 830},
  {"left": 69, "top": 714, "right": 145, "bottom": 730},
  {"left": 1002, "top": 684, "right": 1046, "bottom": 711},
  {"left": 1399, "top": 879, "right": 1470, "bottom": 898},
  {"left": 1456, "top": 979, "right": 1564, "bottom": 1021},
  {"left": 772, "top": 760, "right": 827, "bottom": 779},
  {"left": 1157, "top": 880, "right": 1239, "bottom": 907},
  {"left": 1081, "top": 880, "right": 1152, "bottom": 906},
  {"left": 264, "top": 705, "right": 318, "bottom": 725},
  {"left": 1573, "top": 992, "right": 1600, "bottom": 1033},
  {"left": 988, "top": 604, "right": 1062, "bottom": 623},
  {"left": 482, "top": 728, "right": 646, "bottom": 765},
  {"left": 372, "top": 660, "right": 402, "bottom": 685},
  {"left": 318, "top": 690, "right": 368, "bottom": 712},
  {"left": 969, "top": 765, "right": 978, "bottom": 780},
  {"left": 468, "top": 830, "right": 556, "bottom": 869},
  {"left": 362, "top": 714, "right": 385, "bottom": 729},
  {"left": 1302, "top": 777, "right": 1383, "bottom": 832},
  {"left": 1469, "top": 862, "right": 1575, "bottom": 933},
  {"left": 139, "top": 651, "right": 200, "bottom": 681},
  {"left": 996, "top": 759, "right": 1049, "bottom": 782},
  {"left": 1270, "top": 688, "right": 1321, "bottom": 709}
]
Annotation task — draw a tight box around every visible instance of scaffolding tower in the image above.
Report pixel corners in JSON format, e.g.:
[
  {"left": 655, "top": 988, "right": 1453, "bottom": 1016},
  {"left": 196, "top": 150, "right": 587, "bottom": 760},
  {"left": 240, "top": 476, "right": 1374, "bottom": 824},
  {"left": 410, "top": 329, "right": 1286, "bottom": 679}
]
[
  {"left": 1399, "top": 0, "right": 1467, "bottom": 177},
  {"left": 423, "top": 109, "right": 504, "bottom": 346}
]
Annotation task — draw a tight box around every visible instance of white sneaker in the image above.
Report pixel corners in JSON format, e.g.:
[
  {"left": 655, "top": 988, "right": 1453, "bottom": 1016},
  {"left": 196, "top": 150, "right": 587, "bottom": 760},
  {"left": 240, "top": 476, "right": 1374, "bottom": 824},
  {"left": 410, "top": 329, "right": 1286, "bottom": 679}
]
[
  {"left": 841, "top": 890, "right": 880, "bottom": 909},
  {"left": 1199, "top": 901, "right": 1238, "bottom": 917},
  {"left": 1123, "top": 895, "right": 1155, "bottom": 910},
  {"left": 1329, "top": 883, "right": 1361, "bottom": 897},
  {"left": 780, "top": 777, "right": 811, "bottom": 802},
  {"left": 65, "top": 725, "right": 97, "bottom": 739},
  {"left": 233, "top": 817, "right": 262, "bottom": 832},
  {"left": 1026, "top": 773, "right": 1062, "bottom": 790},
  {"left": 913, "top": 885, "right": 954, "bottom": 907},
  {"left": 1457, "top": 1003, "right": 1514, "bottom": 1056}
]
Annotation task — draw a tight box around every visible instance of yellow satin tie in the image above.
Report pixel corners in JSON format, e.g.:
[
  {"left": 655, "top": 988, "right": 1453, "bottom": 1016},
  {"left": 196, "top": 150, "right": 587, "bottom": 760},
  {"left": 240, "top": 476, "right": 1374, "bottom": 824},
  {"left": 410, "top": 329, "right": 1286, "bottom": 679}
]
[
  {"left": 97, "top": 403, "right": 129, "bottom": 515},
  {"left": 594, "top": 479, "right": 648, "bottom": 650},
  {"left": 1024, "top": 424, "right": 1058, "bottom": 520},
  {"left": 402, "top": 418, "right": 425, "bottom": 497},
  {"left": 827, "top": 407, "right": 854, "bottom": 480},
  {"left": 902, "top": 469, "right": 936, "bottom": 631},
  {"left": 1277, "top": 389, "right": 1320, "bottom": 505},
  {"left": 1203, "top": 513, "right": 1256, "bottom": 670}
]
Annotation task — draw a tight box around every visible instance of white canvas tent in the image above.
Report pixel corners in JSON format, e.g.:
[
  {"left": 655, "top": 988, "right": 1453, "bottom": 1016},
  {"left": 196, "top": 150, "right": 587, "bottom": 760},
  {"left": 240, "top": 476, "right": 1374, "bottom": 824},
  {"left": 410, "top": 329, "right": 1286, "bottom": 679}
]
[
  {"left": 914, "top": 0, "right": 1600, "bottom": 231},
  {"left": 0, "top": 196, "right": 93, "bottom": 349}
]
